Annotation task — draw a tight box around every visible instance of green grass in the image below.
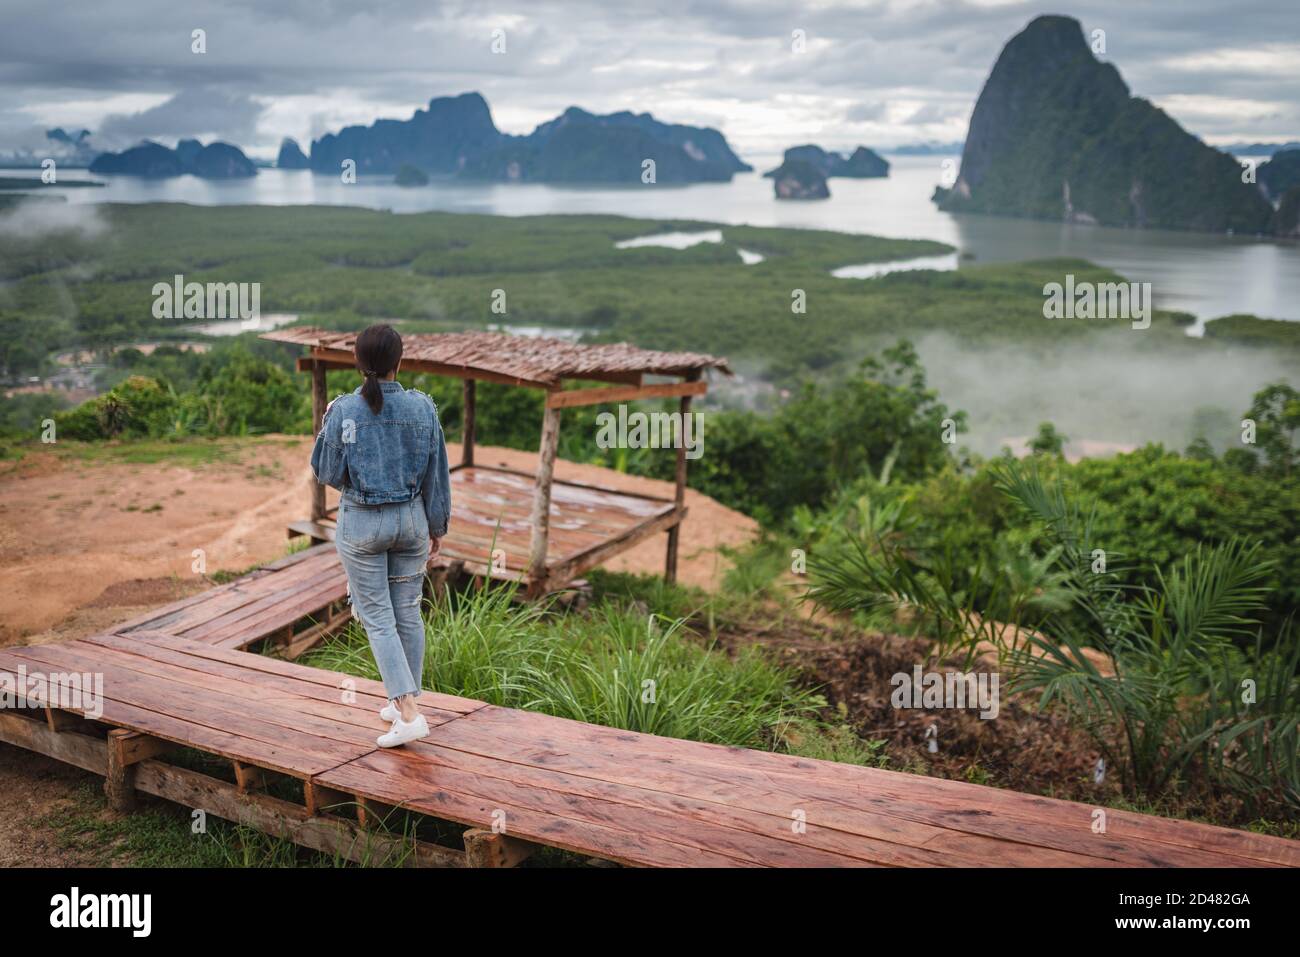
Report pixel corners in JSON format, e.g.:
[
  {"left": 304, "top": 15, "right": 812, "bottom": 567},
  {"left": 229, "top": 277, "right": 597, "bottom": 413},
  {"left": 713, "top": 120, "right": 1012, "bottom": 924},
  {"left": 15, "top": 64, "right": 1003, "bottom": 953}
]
[
  {"left": 302, "top": 583, "right": 823, "bottom": 748},
  {"left": 41, "top": 436, "right": 258, "bottom": 466}
]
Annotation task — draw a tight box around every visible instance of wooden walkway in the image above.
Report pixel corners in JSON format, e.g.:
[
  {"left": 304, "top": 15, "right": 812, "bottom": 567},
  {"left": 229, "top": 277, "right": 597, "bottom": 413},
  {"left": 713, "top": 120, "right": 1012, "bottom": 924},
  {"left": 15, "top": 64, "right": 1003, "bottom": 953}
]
[
  {"left": 2, "top": 622, "right": 1298, "bottom": 867},
  {"left": 114, "top": 542, "right": 354, "bottom": 655}
]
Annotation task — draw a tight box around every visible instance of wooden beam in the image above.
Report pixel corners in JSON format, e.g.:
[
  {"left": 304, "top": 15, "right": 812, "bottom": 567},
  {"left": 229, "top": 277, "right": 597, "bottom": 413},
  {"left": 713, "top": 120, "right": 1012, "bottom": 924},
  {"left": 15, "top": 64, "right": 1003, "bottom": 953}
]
[
  {"left": 545, "top": 379, "right": 707, "bottom": 410},
  {"left": 463, "top": 828, "right": 537, "bottom": 868},
  {"left": 305, "top": 780, "right": 354, "bottom": 817},
  {"left": 527, "top": 407, "right": 563, "bottom": 590},
  {"left": 666, "top": 369, "right": 701, "bottom": 583},
  {"left": 0, "top": 709, "right": 104, "bottom": 775},
  {"left": 541, "top": 506, "right": 685, "bottom": 595},
  {"left": 130, "top": 761, "right": 463, "bottom": 867},
  {"left": 310, "top": 359, "right": 327, "bottom": 522},
  {"left": 461, "top": 378, "right": 476, "bottom": 467}
]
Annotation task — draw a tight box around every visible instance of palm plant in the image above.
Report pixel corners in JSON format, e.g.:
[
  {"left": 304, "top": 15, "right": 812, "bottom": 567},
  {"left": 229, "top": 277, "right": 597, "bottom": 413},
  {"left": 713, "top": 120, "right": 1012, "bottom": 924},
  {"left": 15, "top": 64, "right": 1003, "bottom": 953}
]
[{"left": 807, "top": 459, "right": 1300, "bottom": 813}]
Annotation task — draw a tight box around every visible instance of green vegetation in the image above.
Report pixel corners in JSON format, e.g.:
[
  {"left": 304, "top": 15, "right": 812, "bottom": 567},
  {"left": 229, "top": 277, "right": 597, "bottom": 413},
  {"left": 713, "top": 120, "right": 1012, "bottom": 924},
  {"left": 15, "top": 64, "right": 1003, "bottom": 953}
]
[
  {"left": 807, "top": 461, "right": 1300, "bottom": 818},
  {"left": 302, "top": 582, "right": 823, "bottom": 749}
]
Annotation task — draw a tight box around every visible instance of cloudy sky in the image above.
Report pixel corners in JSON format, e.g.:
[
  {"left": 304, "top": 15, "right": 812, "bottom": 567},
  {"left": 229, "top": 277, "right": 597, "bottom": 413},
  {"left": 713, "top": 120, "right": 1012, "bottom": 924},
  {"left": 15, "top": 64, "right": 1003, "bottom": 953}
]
[{"left": 1, "top": 0, "right": 1297, "bottom": 162}]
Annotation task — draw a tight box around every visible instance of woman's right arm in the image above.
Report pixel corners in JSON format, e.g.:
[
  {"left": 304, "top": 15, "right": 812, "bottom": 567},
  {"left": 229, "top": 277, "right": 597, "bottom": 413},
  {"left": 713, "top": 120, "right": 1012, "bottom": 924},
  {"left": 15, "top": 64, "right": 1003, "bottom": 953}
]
[{"left": 310, "top": 397, "right": 347, "bottom": 489}]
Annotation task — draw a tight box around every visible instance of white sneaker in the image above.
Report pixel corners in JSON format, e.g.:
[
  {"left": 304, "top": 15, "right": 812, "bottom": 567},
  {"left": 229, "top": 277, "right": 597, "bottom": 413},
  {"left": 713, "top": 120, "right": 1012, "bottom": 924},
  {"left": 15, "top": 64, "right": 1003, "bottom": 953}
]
[
  {"left": 380, "top": 702, "right": 400, "bottom": 723},
  {"left": 377, "top": 713, "right": 429, "bottom": 748}
]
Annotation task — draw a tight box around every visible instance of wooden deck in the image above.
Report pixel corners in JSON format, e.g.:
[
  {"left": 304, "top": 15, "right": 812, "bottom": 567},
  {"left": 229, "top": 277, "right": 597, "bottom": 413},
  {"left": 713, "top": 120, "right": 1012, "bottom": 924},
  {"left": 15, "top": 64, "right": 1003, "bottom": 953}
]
[
  {"left": 2, "top": 622, "right": 1298, "bottom": 867},
  {"left": 440, "top": 464, "right": 679, "bottom": 587},
  {"left": 297, "top": 464, "right": 681, "bottom": 592}
]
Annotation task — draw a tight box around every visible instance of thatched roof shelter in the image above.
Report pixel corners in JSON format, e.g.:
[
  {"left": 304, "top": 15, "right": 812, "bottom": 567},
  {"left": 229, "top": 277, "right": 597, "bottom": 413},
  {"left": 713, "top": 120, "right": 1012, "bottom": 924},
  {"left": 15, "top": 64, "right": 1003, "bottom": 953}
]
[
  {"left": 261, "top": 327, "right": 730, "bottom": 389},
  {"left": 262, "top": 326, "right": 729, "bottom": 595}
]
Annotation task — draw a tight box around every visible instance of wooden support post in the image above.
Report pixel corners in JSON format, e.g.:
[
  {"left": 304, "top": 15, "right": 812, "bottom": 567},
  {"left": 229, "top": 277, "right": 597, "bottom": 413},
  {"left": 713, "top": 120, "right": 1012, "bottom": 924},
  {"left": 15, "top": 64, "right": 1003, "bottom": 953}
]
[
  {"left": 44, "top": 705, "right": 78, "bottom": 733},
  {"left": 232, "top": 761, "right": 266, "bottom": 793},
  {"left": 462, "top": 377, "right": 476, "bottom": 467},
  {"left": 463, "top": 828, "right": 536, "bottom": 868},
  {"left": 304, "top": 780, "right": 353, "bottom": 817},
  {"left": 527, "top": 406, "right": 562, "bottom": 593},
  {"left": 665, "top": 369, "right": 701, "bottom": 584},
  {"left": 310, "top": 359, "right": 328, "bottom": 522},
  {"left": 104, "top": 728, "right": 138, "bottom": 812}
]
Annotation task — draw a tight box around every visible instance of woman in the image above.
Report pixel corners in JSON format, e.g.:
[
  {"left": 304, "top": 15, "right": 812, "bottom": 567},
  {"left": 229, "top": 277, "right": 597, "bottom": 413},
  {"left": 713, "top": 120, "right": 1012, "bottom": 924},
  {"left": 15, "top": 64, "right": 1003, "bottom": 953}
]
[{"left": 310, "top": 324, "right": 451, "bottom": 748}]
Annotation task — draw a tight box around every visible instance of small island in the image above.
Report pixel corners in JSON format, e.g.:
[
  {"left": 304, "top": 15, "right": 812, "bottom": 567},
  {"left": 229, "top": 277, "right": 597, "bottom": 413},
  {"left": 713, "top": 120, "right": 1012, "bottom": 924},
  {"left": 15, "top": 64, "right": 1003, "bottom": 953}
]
[
  {"left": 394, "top": 164, "right": 430, "bottom": 187},
  {"left": 90, "top": 139, "right": 256, "bottom": 179},
  {"left": 770, "top": 158, "right": 830, "bottom": 200},
  {"left": 764, "top": 144, "right": 890, "bottom": 180}
]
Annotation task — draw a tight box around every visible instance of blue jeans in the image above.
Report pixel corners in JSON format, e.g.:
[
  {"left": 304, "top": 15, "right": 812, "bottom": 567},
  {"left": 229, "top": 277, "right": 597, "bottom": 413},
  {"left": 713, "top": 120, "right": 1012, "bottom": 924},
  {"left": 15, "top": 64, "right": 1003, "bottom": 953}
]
[{"left": 335, "top": 497, "right": 430, "bottom": 701}]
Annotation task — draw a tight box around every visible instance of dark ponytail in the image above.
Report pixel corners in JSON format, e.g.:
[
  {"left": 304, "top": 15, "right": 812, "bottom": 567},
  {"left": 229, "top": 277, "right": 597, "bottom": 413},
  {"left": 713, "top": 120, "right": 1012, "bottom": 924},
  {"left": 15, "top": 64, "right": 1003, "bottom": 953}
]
[{"left": 354, "top": 323, "right": 403, "bottom": 414}]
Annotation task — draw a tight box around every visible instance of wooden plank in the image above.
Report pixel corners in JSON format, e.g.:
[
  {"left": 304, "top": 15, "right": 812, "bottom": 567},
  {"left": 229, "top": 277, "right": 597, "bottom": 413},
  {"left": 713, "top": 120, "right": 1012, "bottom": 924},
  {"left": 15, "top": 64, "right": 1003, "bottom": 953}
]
[
  {"left": 445, "top": 704, "right": 1298, "bottom": 868},
  {"left": 320, "top": 754, "right": 768, "bottom": 868},
  {"left": 362, "top": 738, "right": 1032, "bottom": 868},
  {"left": 3, "top": 645, "right": 366, "bottom": 778},
  {"left": 287, "top": 519, "right": 336, "bottom": 543},
  {"left": 110, "top": 631, "right": 486, "bottom": 717},
  {"left": 182, "top": 572, "right": 349, "bottom": 646},
  {"left": 394, "top": 713, "right": 1108, "bottom": 868},
  {"left": 545, "top": 379, "right": 708, "bottom": 410}
]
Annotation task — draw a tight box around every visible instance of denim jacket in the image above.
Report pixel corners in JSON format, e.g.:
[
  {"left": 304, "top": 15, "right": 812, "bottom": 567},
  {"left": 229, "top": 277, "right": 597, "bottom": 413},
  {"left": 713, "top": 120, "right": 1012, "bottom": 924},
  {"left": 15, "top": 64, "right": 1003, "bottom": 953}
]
[{"left": 310, "top": 382, "right": 452, "bottom": 537}]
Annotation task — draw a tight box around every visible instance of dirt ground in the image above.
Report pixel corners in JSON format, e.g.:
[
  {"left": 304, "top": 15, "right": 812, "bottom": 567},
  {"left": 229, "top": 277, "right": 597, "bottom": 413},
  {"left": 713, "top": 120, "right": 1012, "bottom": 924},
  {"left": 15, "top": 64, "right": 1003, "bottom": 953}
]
[{"left": 0, "top": 436, "right": 756, "bottom": 646}]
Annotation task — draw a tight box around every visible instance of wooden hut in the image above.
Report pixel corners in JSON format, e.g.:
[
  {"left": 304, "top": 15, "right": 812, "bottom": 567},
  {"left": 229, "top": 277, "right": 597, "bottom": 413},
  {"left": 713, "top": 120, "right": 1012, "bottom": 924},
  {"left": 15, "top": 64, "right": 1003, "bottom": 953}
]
[{"left": 262, "top": 327, "right": 730, "bottom": 596}]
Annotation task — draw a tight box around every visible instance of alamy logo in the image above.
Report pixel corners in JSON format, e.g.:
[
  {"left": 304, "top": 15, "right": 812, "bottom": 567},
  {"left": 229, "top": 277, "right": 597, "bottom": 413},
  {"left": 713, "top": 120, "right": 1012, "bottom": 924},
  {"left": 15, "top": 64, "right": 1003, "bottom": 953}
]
[
  {"left": 1042, "top": 274, "right": 1151, "bottom": 330},
  {"left": 0, "top": 665, "right": 102, "bottom": 719},
  {"left": 151, "top": 273, "right": 261, "bottom": 327},
  {"left": 890, "top": 666, "right": 1000, "bottom": 719},
  {"left": 595, "top": 404, "right": 704, "bottom": 460},
  {"left": 50, "top": 887, "right": 151, "bottom": 937}
]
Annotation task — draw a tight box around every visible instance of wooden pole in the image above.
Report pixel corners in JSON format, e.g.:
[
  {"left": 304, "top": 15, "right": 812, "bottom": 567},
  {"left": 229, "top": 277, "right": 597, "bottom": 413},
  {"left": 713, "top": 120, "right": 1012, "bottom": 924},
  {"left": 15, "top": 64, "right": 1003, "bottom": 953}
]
[
  {"left": 527, "top": 406, "right": 562, "bottom": 593},
  {"left": 665, "top": 369, "right": 701, "bottom": 583},
  {"left": 310, "top": 358, "right": 327, "bottom": 522},
  {"left": 462, "top": 378, "right": 476, "bottom": 467}
]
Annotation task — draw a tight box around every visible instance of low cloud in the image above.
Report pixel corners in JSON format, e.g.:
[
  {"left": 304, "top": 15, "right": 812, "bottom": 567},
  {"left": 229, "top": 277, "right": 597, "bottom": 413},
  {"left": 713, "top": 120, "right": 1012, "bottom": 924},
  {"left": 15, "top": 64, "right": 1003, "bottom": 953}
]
[
  {"left": 0, "top": 202, "right": 109, "bottom": 240},
  {"left": 97, "top": 87, "right": 265, "bottom": 150}
]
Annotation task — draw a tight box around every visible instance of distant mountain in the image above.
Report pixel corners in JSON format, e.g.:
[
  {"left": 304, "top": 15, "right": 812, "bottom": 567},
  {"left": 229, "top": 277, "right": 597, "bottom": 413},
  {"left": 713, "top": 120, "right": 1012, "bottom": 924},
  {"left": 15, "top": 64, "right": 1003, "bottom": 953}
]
[
  {"left": 1257, "top": 149, "right": 1300, "bottom": 202},
  {"left": 309, "top": 92, "right": 503, "bottom": 175},
  {"left": 889, "top": 141, "right": 964, "bottom": 156},
  {"left": 304, "top": 93, "right": 750, "bottom": 184},
  {"left": 934, "top": 15, "right": 1274, "bottom": 234},
  {"left": 277, "top": 138, "right": 309, "bottom": 169},
  {"left": 0, "top": 128, "right": 100, "bottom": 168},
  {"left": 1222, "top": 141, "right": 1300, "bottom": 157},
  {"left": 90, "top": 139, "right": 256, "bottom": 178},
  {"left": 763, "top": 145, "right": 888, "bottom": 179},
  {"left": 770, "top": 159, "right": 830, "bottom": 200}
]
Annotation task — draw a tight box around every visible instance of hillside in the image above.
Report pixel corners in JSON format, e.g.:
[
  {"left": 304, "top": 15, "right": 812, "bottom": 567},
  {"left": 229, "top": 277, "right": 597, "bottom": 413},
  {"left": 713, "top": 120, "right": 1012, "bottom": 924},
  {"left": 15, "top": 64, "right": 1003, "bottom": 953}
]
[{"left": 0, "top": 436, "right": 756, "bottom": 644}]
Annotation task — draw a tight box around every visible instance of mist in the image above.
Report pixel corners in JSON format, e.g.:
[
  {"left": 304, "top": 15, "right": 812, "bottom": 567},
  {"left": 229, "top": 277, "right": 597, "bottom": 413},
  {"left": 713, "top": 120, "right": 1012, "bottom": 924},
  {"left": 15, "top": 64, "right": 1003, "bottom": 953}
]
[
  {"left": 0, "top": 201, "right": 108, "bottom": 240},
  {"left": 911, "top": 332, "right": 1298, "bottom": 459}
]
